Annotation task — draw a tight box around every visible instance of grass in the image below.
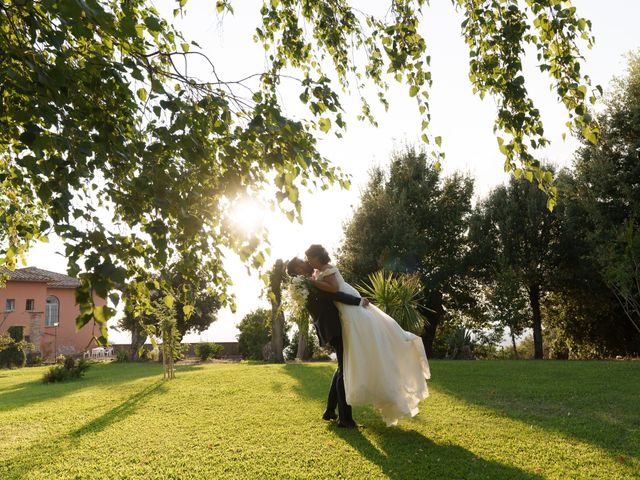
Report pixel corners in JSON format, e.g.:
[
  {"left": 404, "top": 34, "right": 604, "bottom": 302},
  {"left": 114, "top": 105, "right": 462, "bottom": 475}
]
[{"left": 0, "top": 360, "right": 638, "bottom": 479}]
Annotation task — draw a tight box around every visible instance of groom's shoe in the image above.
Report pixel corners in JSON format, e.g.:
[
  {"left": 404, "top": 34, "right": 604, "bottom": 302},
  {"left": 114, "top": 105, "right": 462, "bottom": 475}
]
[
  {"left": 322, "top": 410, "right": 338, "bottom": 421},
  {"left": 337, "top": 419, "right": 358, "bottom": 428}
]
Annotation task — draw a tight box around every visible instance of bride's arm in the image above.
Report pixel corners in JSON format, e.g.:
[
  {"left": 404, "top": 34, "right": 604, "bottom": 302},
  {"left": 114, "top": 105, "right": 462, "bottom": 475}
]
[{"left": 308, "top": 273, "right": 339, "bottom": 293}]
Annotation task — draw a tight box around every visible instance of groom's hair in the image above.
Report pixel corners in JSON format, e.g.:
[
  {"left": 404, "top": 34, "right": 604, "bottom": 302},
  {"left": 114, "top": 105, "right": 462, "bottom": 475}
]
[{"left": 286, "top": 257, "right": 302, "bottom": 277}]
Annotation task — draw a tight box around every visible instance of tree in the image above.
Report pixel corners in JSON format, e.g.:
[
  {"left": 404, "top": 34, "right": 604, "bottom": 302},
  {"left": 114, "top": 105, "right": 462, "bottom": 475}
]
[
  {"left": 561, "top": 52, "right": 640, "bottom": 353},
  {"left": 268, "top": 260, "right": 286, "bottom": 363},
  {"left": 574, "top": 52, "right": 640, "bottom": 333},
  {"left": 153, "top": 300, "right": 179, "bottom": 380},
  {"left": 237, "top": 308, "right": 271, "bottom": 361},
  {"left": 285, "top": 323, "right": 319, "bottom": 362},
  {"left": 0, "top": 1, "right": 347, "bottom": 337},
  {"left": 483, "top": 266, "right": 530, "bottom": 359},
  {"left": 117, "top": 264, "right": 222, "bottom": 360},
  {"left": 469, "top": 175, "right": 561, "bottom": 359},
  {"left": 338, "top": 147, "right": 474, "bottom": 356},
  {"left": 1, "top": 1, "right": 598, "bottom": 335}
]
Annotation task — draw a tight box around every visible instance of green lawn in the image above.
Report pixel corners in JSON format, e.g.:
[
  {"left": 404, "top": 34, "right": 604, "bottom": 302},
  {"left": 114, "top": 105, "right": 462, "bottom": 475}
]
[{"left": 0, "top": 360, "right": 638, "bottom": 479}]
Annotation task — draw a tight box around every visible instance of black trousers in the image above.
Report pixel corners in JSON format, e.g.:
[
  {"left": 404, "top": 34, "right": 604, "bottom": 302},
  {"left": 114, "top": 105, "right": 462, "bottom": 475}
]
[{"left": 326, "top": 336, "right": 353, "bottom": 422}]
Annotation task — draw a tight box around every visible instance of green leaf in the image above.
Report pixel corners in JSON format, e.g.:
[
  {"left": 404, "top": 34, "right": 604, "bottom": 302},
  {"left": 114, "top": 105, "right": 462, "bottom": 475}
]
[
  {"left": 435, "top": 136, "right": 442, "bottom": 147},
  {"left": 144, "top": 16, "right": 162, "bottom": 32},
  {"left": 164, "top": 295, "right": 175, "bottom": 309},
  {"left": 497, "top": 137, "right": 508, "bottom": 155},
  {"left": 137, "top": 88, "right": 148, "bottom": 102},
  {"left": 582, "top": 126, "right": 597, "bottom": 144},
  {"left": 181, "top": 43, "right": 190, "bottom": 53},
  {"left": 93, "top": 305, "right": 107, "bottom": 323},
  {"left": 318, "top": 118, "right": 331, "bottom": 133},
  {"left": 183, "top": 304, "right": 194, "bottom": 317},
  {"left": 409, "top": 85, "right": 419, "bottom": 97}
]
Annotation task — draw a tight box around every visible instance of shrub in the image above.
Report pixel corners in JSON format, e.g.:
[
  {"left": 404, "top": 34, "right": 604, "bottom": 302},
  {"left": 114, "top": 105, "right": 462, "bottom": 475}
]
[
  {"left": 358, "top": 271, "right": 426, "bottom": 334},
  {"left": 43, "top": 358, "right": 91, "bottom": 383},
  {"left": 237, "top": 309, "right": 271, "bottom": 360},
  {"left": 285, "top": 329, "right": 318, "bottom": 361},
  {"left": 64, "top": 356, "right": 75, "bottom": 370},
  {"left": 138, "top": 348, "right": 151, "bottom": 361},
  {"left": 0, "top": 346, "right": 26, "bottom": 369},
  {"left": 195, "top": 342, "right": 224, "bottom": 361},
  {"left": 0, "top": 327, "right": 29, "bottom": 368},
  {"left": 148, "top": 348, "right": 160, "bottom": 362},
  {"left": 445, "top": 327, "right": 476, "bottom": 359},
  {"left": 115, "top": 350, "right": 128, "bottom": 362},
  {"left": 26, "top": 352, "right": 44, "bottom": 367},
  {"left": 55, "top": 354, "right": 66, "bottom": 365},
  {"left": 73, "top": 358, "right": 91, "bottom": 377},
  {"left": 43, "top": 365, "right": 69, "bottom": 382},
  {"left": 7, "top": 326, "right": 23, "bottom": 341}
]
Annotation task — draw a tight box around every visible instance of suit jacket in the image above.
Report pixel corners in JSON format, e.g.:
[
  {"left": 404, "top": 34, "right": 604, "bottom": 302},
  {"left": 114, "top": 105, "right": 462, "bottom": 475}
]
[{"left": 306, "top": 286, "right": 361, "bottom": 347}]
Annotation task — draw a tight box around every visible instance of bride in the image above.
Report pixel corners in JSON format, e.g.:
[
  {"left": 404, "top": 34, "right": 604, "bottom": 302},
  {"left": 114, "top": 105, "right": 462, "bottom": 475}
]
[{"left": 305, "top": 244, "right": 431, "bottom": 426}]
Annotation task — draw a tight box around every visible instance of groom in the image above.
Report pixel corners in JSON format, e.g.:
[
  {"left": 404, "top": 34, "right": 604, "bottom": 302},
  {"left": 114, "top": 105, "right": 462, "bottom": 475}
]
[{"left": 286, "top": 257, "right": 368, "bottom": 428}]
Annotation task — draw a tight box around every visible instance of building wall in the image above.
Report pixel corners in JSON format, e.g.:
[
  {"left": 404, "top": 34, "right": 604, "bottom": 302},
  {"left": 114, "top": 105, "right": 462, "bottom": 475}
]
[
  {"left": 1, "top": 282, "right": 107, "bottom": 359},
  {"left": 40, "top": 288, "right": 106, "bottom": 358},
  {"left": 0, "top": 281, "right": 48, "bottom": 343}
]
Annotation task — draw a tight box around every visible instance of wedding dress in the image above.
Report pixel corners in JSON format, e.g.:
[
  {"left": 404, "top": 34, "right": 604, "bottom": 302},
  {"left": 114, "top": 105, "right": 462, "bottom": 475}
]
[{"left": 316, "top": 266, "right": 431, "bottom": 426}]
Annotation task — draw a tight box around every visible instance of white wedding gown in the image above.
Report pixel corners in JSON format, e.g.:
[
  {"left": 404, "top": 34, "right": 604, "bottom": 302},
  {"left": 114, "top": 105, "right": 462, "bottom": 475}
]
[{"left": 316, "top": 266, "right": 431, "bottom": 426}]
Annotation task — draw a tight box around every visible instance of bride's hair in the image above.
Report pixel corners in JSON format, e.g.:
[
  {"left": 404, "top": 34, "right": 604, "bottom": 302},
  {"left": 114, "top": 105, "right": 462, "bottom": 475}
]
[{"left": 305, "top": 244, "right": 330, "bottom": 264}]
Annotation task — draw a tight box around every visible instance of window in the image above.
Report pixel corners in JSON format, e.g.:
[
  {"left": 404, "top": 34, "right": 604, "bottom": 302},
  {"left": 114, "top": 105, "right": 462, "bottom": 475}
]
[
  {"left": 26, "top": 299, "right": 35, "bottom": 311},
  {"left": 45, "top": 296, "right": 59, "bottom": 327},
  {"left": 5, "top": 299, "right": 15, "bottom": 312}
]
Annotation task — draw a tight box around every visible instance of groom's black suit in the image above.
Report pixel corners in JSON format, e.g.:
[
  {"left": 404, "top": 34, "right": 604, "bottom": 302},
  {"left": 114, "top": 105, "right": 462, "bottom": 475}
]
[{"left": 306, "top": 286, "right": 362, "bottom": 423}]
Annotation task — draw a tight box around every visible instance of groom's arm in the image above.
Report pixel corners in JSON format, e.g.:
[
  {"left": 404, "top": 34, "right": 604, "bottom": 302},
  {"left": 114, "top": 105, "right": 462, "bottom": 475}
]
[{"left": 315, "top": 289, "right": 364, "bottom": 306}]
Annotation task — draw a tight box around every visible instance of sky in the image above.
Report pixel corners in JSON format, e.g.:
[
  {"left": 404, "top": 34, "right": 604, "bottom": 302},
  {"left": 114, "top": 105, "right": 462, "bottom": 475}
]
[{"left": 24, "top": 0, "right": 640, "bottom": 344}]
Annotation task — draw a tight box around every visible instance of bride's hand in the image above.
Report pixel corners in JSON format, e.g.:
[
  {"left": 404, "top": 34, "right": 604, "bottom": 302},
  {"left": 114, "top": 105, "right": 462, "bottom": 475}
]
[{"left": 361, "top": 297, "right": 370, "bottom": 308}]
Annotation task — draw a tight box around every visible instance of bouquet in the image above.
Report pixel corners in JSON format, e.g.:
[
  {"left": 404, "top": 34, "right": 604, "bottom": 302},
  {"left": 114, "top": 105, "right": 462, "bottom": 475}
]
[{"left": 283, "top": 275, "right": 311, "bottom": 317}]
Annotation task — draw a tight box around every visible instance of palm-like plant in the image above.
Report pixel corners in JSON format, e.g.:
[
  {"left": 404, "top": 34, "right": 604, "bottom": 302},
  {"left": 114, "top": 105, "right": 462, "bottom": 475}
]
[
  {"left": 446, "top": 327, "right": 474, "bottom": 355},
  {"left": 358, "top": 270, "right": 428, "bottom": 334}
]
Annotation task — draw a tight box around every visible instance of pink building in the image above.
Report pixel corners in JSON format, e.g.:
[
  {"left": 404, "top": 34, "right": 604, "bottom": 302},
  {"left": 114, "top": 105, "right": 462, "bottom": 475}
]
[{"left": 0, "top": 267, "right": 106, "bottom": 359}]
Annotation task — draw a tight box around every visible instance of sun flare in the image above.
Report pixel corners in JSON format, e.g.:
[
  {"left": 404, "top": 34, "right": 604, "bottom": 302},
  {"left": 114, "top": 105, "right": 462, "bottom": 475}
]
[{"left": 230, "top": 200, "right": 266, "bottom": 235}]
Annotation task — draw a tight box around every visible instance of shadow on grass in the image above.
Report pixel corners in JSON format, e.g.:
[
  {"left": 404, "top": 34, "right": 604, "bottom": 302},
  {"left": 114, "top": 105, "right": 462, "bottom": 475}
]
[
  {"left": 70, "top": 380, "right": 165, "bottom": 438},
  {"left": 282, "top": 363, "right": 542, "bottom": 480},
  {"left": 429, "top": 360, "right": 640, "bottom": 461},
  {"left": 333, "top": 425, "right": 542, "bottom": 480},
  {"left": 3, "top": 378, "right": 166, "bottom": 478},
  {"left": 0, "top": 362, "right": 200, "bottom": 413}
]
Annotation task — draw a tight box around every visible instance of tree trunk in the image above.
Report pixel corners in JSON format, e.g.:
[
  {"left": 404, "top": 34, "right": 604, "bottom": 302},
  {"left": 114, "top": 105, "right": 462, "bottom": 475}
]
[
  {"left": 528, "top": 284, "right": 544, "bottom": 359},
  {"left": 130, "top": 322, "right": 148, "bottom": 361},
  {"left": 421, "top": 295, "right": 444, "bottom": 358},
  {"left": 269, "top": 259, "right": 285, "bottom": 363},
  {"left": 510, "top": 328, "right": 519, "bottom": 359},
  {"left": 296, "top": 324, "right": 308, "bottom": 361}
]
